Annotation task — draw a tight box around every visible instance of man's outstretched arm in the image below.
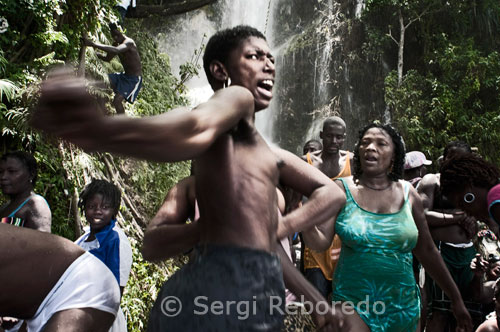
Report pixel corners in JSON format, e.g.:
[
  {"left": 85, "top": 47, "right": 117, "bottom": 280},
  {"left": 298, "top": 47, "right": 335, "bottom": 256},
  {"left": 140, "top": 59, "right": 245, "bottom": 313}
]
[
  {"left": 33, "top": 73, "right": 254, "bottom": 162},
  {"left": 83, "top": 38, "right": 129, "bottom": 56}
]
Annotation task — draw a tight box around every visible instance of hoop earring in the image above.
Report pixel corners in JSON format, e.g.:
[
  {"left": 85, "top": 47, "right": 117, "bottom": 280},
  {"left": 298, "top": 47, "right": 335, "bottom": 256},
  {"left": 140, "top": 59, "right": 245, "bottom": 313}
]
[
  {"left": 464, "top": 192, "right": 475, "bottom": 204},
  {"left": 223, "top": 77, "right": 231, "bottom": 89},
  {"left": 387, "top": 161, "right": 394, "bottom": 175}
]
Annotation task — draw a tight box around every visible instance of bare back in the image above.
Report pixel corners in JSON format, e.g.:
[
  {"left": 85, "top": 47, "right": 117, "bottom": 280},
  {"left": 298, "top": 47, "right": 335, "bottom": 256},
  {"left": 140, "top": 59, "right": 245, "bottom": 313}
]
[
  {"left": 0, "top": 224, "right": 83, "bottom": 318},
  {"left": 195, "top": 118, "right": 280, "bottom": 252}
]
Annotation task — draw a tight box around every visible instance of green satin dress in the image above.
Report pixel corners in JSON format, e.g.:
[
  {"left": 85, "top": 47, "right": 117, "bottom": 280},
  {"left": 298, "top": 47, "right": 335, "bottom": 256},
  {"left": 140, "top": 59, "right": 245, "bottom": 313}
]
[{"left": 332, "top": 178, "right": 420, "bottom": 332}]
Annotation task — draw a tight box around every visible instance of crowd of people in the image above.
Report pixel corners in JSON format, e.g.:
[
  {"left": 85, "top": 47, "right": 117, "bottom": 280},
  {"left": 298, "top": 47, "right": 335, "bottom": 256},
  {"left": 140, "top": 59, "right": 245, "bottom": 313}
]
[{"left": 1, "top": 22, "right": 500, "bottom": 332}]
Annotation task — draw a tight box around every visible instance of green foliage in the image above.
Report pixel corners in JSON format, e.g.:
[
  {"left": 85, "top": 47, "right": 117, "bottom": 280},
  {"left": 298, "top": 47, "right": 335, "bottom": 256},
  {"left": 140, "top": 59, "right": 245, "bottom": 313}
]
[
  {"left": 362, "top": 0, "right": 500, "bottom": 166},
  {"left": 122, "top": 241, "right": 187, "bottom": 332},
  {"left": 123, "top": 20, "right": 189, "bottom": 116},
  {"left": 386, "top": 39, "right": 500, "bottom": 165},
  {"left": 1, "top": 2, "right": 194, "bottom": 331}
]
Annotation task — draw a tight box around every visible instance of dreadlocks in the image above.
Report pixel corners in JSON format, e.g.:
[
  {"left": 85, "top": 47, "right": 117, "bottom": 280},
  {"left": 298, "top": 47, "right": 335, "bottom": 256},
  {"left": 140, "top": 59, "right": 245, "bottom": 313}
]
[
  {"left": 441, "top": 154, "right": 500, "bottom": 197},
  {"left": 78, "top": 179, "right": 121, "bottom": 218}
]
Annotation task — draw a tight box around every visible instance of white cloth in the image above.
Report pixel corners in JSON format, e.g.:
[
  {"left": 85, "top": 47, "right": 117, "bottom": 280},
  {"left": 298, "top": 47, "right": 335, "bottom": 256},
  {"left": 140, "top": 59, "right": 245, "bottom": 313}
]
[
  {"left": 109, "top": 307, "right": 127, "bottom": 332},
  {"left": 444, "top": 241, "right": 474, "bottom": 248},
  {"left": 117, "top": 0, "right": 136, "bottom": 9},
  {"left": 26, "top": 252, "right": 120, "bottom": 332},
  {"left": 75, "top": 225, "right": 133, "bottom": 287}
]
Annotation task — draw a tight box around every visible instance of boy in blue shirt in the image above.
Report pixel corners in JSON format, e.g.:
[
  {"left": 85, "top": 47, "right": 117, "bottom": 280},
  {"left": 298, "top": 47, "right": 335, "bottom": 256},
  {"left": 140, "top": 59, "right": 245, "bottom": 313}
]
[{"left": 75, "top": 179, "right": 132, "bottom": 332}]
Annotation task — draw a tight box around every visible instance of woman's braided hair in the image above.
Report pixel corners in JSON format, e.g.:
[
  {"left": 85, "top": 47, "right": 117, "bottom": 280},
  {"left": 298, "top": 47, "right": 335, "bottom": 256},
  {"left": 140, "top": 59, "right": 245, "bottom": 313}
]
[
  {"left": 353, "top": 123, "right": 405, "bottom": 182},
  {"left": 441, "top": 153, "right": 500, "bottom": 197}
]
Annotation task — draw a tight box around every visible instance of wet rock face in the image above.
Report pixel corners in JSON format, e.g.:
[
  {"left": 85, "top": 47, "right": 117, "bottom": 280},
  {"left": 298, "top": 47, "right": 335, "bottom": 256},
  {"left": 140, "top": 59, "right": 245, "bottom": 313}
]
[
  {"left": 144, "top": 0, "right": 388, "bottom": 154},
  {"left": 268, "top": 0, "right": 387, "bottom": 154}
]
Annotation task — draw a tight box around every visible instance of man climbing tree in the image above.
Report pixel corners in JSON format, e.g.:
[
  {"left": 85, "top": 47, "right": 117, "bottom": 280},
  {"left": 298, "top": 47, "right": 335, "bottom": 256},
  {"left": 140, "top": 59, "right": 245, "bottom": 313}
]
[{"left": 84, "top": 23, "right": 142, "bottom": 114}]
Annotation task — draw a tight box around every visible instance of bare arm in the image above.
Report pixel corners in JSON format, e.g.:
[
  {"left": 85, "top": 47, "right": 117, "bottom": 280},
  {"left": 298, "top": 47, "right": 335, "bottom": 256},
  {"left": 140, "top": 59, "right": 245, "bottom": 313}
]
[
  {"left": 141, "top": 177, "right": 200, "bottom": 261},
  {"left": 418, "top": 174, "right": 464, "bottom": 227},
  {"left": 275, "top": 148, "right": 345, "bottom": 241},
  {"left": 301, "top": 180, "right": 344, "bottom": 251},
  {"left": 85, "top": 39, "right": 130, "bottom": 56},
  {"left": 97, "top": 53, "right": 115, "bottom": 62},
  {"left": 34, "top": 74, "right": 255, "bottom": 162},
  {"left": 469, "top": 254, "right": 495, "bottom": 303},
  {"left": 410, "top": 188, "right": 473, "bottom": 331},
  {"left": 25, "top": 196, "right": 51, "bottom": 233},
  {"left": 276, "top": 243, "right": 344, "bottom": 330}
]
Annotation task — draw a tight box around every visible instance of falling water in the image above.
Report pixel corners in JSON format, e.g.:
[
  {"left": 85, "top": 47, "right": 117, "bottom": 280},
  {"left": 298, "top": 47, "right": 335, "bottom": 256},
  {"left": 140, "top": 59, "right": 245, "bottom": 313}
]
[
  {"left": 152, "top": 0, "right": 275, "bottom": 142},
  {"left": 150, "top": 0, "right": 385, "bottom": 153}
]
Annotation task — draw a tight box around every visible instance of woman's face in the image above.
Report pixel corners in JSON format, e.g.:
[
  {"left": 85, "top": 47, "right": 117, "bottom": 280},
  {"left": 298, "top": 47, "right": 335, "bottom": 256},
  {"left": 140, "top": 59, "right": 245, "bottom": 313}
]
[
  {"left": 358, "top": 128, "right": 395, "bottom": 175},
  {"left": 0, "top": 157, "right": 32, "bottom": 195}
]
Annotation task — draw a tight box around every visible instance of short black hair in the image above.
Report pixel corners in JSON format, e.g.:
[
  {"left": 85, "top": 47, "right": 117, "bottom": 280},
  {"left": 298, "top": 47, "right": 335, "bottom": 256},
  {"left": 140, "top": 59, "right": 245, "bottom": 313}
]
[
  {"left": 323, "top": 116, "right": 346, "bottom": 130},
  {"left": 441, "top": 153, "right": 500, "bottom": 197},
  {"left": 353, "top": 123, "right": 405, "bottom": 182},
  {"left": 109, "top": 22, "right": 119, "bottom": 32},
  {"left": 1, "top": 151, "right": 38, "bottom": 186},
  {"left": 79, "top": 179, "right": 121, "bottom": 218},
  {"left": 203, "top": 25, "right": 266, "bottom": 88},
  {"left": 443, "top": 140, "right": 471, "bottom": 159},
  {"left": 303, "top": 139, "right": 322, "bottom": 155}
]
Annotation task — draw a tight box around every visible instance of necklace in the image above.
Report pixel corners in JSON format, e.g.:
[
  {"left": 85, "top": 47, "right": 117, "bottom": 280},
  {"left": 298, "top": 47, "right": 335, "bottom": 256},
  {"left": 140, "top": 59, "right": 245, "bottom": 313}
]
[{"left": 361, "top": 181, "right": 392, "bottom": 191}]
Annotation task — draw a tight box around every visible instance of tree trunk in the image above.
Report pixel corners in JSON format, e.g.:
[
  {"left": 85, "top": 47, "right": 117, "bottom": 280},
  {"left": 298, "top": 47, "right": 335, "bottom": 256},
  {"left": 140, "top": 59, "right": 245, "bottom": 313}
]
[{"left": 397, "top": 8, "right": 405, "bottom": 88}]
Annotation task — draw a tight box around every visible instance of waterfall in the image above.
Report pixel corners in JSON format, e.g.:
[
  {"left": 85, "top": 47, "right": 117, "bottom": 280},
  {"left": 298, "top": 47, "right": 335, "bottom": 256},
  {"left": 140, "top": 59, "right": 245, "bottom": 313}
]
[
  {"left": 300, "top": 0, "right": 346, "bottom": 148},
  {"left": 149, "top": 0, "right": 385, "bottom": 154},
  {"left": 152, "top": 0, "right": 275, "bottom": 142}
]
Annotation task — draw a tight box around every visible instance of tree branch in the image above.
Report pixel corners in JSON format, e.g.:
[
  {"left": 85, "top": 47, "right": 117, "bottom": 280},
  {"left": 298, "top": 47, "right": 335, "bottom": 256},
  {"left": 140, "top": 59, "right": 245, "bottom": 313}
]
[
  {"left": 387, "top": 27, "right": 399, "bottom": 45},
  {"left": 127, "top": 0, "right": 218, "bottom": 18}
]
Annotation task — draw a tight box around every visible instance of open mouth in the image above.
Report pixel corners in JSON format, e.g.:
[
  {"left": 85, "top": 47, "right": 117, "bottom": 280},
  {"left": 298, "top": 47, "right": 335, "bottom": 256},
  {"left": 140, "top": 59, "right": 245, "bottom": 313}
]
[
  {"left": 258, "top": 79, "right": 274, "bottom": 91},
  {"left": 257, "top": 79, "right": 274, "bottom": 99},
  {"left": 365, "top": 155, "right": 377, "bottom": 163}
]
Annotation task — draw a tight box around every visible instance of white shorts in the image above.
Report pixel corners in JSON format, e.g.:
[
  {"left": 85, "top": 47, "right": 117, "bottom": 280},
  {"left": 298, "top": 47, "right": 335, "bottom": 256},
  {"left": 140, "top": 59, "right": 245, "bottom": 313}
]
[{"left": 27, "top": 251, "right": 120, "bottom": 332}]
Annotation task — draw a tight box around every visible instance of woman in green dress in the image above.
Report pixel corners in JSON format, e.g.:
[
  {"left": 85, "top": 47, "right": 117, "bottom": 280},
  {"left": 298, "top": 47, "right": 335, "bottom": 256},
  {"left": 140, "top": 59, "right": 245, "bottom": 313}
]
[{"left": 302, "top": 123, "right": 472, "bottom": 332}]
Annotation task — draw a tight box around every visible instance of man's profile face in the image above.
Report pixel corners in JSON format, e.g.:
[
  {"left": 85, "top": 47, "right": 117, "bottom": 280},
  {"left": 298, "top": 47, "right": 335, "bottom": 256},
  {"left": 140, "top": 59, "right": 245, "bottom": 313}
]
[
  {"left": 225, "top": 37, "right": 275, "bottom": 111},
  {"left": 320, "top": 124, "right": 345, "bottom": 155}
]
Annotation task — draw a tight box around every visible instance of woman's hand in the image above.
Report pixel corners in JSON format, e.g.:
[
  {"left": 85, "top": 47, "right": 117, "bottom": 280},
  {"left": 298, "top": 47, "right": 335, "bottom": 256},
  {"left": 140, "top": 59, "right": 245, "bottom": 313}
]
[
  {"left": 470, "top": 253, "right": 488, "bottom": 278},
  {"left": 451, "top": 299, "right": 473, "bottom": 332}
]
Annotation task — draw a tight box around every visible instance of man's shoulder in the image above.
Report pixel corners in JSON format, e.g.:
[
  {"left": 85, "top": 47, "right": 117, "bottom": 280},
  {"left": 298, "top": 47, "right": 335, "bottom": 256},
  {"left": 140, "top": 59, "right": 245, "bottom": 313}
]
[
  {"left": 419, "top": 173, "right": 439, "bottom": 186},
  {"left": 339, "top": 150, "right": 353, "bottom": 158}
]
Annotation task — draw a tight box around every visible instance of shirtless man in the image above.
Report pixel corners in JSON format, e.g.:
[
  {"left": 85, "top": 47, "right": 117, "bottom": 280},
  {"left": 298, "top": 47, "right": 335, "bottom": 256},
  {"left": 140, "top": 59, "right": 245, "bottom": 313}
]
[
  {"left": 142, "top": 177, "right": 325, "bottom": 329},
  {"left": 418, "top": 141, "right": 481, "bottom": 331},
  {"left": 302, "top": 116, "right": 352, "bottom": 299},
  {"left": 33, "top": 26, "right": 347, "bottom": 331},
  {"left": 0, "top": 224, "right": 120, "bottom": 332},
  {"left": 84, "top": 23, "right": 142, "bottom": 114}
]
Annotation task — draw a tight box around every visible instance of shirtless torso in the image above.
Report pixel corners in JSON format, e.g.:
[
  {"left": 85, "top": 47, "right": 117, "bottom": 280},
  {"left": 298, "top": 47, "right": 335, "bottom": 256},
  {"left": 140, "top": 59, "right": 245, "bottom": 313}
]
[
  {"left": 116, "top": 37, "right": 141, "bottom": 76},
  {"left": 195, "top": 121, "right": 280, "bottom": 251},
  {"left": 418, "top": 173, "right": 472, "bottom": 243}
]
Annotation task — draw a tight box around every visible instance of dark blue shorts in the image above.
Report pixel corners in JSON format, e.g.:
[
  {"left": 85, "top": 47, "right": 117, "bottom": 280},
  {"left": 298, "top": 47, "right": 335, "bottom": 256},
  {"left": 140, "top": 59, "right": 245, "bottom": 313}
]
[
  {"left": 108, "top": 72, "right": 142, "bottom": 103},
  {"left": 147, "top": 244, "right": 286, "bottom": 331}
]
